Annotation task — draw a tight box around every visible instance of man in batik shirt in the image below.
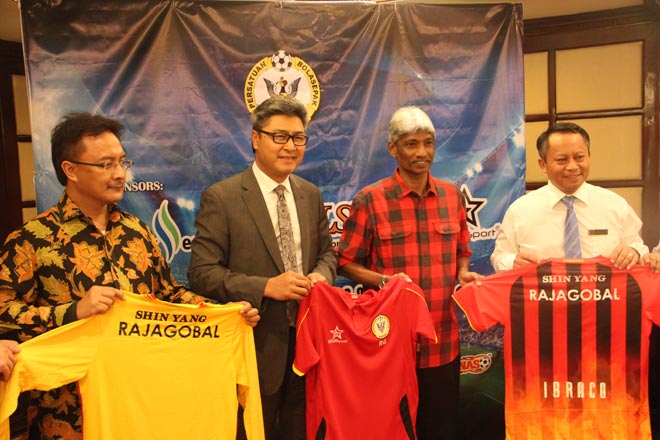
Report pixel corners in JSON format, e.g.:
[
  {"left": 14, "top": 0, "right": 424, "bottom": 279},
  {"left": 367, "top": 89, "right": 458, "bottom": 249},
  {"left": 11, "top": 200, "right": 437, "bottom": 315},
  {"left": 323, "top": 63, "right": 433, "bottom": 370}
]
[{"left": 0, "top": 112, "right": 259, "bottom": 439}]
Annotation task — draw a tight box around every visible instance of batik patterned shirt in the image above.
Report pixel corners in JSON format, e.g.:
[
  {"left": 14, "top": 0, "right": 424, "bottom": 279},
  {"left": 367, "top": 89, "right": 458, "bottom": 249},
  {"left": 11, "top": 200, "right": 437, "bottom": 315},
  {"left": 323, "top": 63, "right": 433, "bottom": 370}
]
[
  {"left": 0, "top": 192, "right": 203, "bottom": 440},
  {"left": 338, "top": 170, "right": 472, "bottom": 367}
]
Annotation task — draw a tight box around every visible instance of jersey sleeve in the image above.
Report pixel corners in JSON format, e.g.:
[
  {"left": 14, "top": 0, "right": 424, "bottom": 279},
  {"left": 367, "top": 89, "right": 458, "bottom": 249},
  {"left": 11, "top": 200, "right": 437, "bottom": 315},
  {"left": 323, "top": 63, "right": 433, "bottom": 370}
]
[
  {"left": 233, "top": 316, "right": 265, "bottom": 440},
  {"left": 292, "top": 294, "right": 319, "bottom": 376},
  {"left": 638, "top": 268, "right": 660, "bottom": 324},
  {"left": 0, "top": 317, "right": 98, "bottom": 438},
  {"left": 453, "top": 271, "right": 515, "bottom": 332},
  {"left": 405, "top": 283, "right": 438, "bottom": 343}
]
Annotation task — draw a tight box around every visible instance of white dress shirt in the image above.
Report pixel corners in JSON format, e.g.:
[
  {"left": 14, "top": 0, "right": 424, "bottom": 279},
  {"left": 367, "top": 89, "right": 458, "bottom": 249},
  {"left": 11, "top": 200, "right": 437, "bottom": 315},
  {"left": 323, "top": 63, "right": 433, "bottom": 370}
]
[
  {"left": 491, "top": 181, "right": 648, "bottom": 272},
  {"left": 252, "top": 162, "right": 303, "bottom": 273}
]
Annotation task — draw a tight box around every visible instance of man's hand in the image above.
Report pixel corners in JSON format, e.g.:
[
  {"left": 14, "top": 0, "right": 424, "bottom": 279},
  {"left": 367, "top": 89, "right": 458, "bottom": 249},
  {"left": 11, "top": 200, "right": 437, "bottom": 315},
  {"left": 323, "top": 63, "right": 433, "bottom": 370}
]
[
  {"left": 77, "top": 286, "right": 126, "bottom": 319},
  {"left": 391, "top": 272, "right": 413, "bottom": 282},
  {"left": 642, "top": 253, "right": 660, "bottom": 273},
  {"left": 0, "top": 340, "right": 19, "bottom": 381},
  {"left": 307, "top": 272, "right": 327, "bottom": 286},
  {"left": 264, "top": 272, "right": 311, "bottom": 301},
  {"left": 236, "top": 301, "right": 260, "bottom": 327},
  {"left": 514, "top": 251, "right": 538, "bottom": 268},
  {"left": 378, "top": 272, "right": 413, "bottom": 289},
  {"left": 458, "top": 270, "right": 482, "bottom": 287},
  {"left": 610, "top": 244, "right": 639, "bottom": 270}
]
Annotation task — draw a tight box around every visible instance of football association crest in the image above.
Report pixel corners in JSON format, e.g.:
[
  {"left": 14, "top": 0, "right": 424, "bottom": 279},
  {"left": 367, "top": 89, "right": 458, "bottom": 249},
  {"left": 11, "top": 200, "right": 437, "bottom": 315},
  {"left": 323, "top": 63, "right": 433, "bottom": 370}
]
[
  {"left": 371, "top": 314, "right": 390, "bottom": 339},
  {"left": 244, "top": 50, "right": 321, "bottom": 119}
]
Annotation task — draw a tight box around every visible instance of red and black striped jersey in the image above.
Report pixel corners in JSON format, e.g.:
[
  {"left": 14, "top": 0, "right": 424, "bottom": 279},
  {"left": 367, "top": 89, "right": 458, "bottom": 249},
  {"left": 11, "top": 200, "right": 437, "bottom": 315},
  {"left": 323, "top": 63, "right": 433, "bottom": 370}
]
[
  {"left": 453, "top": 256, "right": 660, "bottom": 440},
  {"left": 293, "top": 278, "right": 437, "bottom": 440}
]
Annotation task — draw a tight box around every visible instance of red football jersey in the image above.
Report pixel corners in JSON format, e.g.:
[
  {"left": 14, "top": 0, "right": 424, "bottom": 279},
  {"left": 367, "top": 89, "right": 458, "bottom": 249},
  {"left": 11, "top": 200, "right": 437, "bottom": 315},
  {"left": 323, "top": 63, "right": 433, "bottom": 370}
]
[
  {"left": 453, "top": 256, "right": 660, "bottom": 439},
  {"left": 293, "top": 278, "right": 437, "bottom": 440}
]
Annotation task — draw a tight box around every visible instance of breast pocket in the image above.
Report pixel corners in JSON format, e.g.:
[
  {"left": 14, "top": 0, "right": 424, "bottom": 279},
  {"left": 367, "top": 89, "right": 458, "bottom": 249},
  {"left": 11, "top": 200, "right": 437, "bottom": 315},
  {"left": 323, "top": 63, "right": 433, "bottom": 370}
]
[
  {"left": 376, "top": 222, "right": 414, "bottom": 269},
  {"left": 432, "top": 220, "right": 460, "bottom": 264}
]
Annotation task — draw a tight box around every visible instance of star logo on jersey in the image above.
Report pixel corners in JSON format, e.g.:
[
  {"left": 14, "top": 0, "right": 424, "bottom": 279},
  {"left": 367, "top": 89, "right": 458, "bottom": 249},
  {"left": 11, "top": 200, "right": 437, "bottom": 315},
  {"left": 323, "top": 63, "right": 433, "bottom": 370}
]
[
  {"left": 460, "top": 184, "right": 487, "bottom": 229},
  {"left": 328, "top": 325, "right": 348, "bottom": 344},
  {"left": 371, "top": 314, "right": 390, "bottom": 339},
  {"left": 330, "top": 326, "right": 344, "bottom": 340}
]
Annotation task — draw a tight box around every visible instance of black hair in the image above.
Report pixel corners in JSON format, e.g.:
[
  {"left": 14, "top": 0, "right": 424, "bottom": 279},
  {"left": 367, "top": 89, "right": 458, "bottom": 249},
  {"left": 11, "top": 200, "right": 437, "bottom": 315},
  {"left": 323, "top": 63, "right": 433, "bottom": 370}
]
[{"left": 51, "top": 112, "right": 124, "bottom": 185}]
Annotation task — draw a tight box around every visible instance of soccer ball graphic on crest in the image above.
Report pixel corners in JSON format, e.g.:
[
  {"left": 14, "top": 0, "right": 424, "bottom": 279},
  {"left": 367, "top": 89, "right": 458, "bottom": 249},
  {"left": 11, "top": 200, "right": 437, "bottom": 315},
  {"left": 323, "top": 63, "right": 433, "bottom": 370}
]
[{"left": 271, "top": 50, "right": 292, "bottom": 72}]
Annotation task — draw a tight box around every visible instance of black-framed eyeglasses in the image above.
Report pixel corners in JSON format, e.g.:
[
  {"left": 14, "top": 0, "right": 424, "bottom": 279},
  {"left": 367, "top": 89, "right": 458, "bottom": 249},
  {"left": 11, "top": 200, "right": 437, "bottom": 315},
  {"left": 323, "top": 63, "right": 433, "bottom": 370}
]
[
  {"left": 256, "top": 129, "right": 308, "bottom": 147},
  {"left": 68, "top": 159, "right": 134, "bottom": 172}
]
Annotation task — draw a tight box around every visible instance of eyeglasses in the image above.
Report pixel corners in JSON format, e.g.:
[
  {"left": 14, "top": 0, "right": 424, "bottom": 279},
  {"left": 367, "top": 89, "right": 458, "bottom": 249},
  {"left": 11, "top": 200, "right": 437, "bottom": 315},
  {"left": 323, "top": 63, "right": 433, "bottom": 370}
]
[
  {"left": 68, "top": 159, "right": 134, "bottom": 172},
  {"left": 256, "top": 129, "right": 308, "bottom": 147}
]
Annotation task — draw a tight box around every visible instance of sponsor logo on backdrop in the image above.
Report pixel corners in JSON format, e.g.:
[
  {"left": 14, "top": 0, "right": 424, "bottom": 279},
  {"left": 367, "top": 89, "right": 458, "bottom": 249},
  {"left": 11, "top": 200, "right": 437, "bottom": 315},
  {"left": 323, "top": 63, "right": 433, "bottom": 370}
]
[
  {"left": 124, "top": 180, "right": 165, "bottom": 192},
  {"left": 342, "top": 284, "right": 365, "bottom": 295},
  {"left": 324, "top": 201, "right": 352, "bottom": 248},
  {"left": 461, "top": 184, "right": 499, "bottom": 242},
  {"left": 244, "top": 50, "right": 321, "bottom": 118},
  {"left": 151, "top": 200, "right": 194, "bottom": 264},
  {"left": 460, "top": 353, "right": 492, "bottom": 375}
]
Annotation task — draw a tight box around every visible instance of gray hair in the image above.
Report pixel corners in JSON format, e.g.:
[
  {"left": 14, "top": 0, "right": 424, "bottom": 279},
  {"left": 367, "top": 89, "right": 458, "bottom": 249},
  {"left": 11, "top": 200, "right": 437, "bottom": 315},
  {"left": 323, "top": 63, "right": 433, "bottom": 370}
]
[{"left": 388, "top": 106, "right": 435, "bottom": 145}]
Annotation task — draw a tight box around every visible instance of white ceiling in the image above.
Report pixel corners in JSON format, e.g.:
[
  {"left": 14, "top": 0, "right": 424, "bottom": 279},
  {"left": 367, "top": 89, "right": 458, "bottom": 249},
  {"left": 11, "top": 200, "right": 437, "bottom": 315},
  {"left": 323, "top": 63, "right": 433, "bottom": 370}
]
[{"left": 0, "top": 0, "right": 645, "bottom": 44}]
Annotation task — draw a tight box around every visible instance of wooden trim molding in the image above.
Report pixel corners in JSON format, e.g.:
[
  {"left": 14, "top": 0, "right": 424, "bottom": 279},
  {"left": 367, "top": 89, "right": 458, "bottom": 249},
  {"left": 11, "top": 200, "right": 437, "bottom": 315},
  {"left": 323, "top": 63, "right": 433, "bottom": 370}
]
[{"left": 0, "top": 39, "right": 24, "bottom": 244}]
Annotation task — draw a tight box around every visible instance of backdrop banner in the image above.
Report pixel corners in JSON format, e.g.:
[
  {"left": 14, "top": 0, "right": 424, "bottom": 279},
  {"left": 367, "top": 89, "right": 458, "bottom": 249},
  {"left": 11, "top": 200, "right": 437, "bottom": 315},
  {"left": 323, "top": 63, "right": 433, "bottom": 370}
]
[{"left": 21, "top": 1, "right": 524, "bottom": 437}]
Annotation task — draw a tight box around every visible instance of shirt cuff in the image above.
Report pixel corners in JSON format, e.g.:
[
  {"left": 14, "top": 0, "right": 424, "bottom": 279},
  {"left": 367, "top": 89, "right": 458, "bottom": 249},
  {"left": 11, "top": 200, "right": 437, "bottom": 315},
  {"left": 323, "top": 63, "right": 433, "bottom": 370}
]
[
  {"left": 630, "top": 243, "right": 649, "bottom": 258},
  {"left": 493, "top": 254, "right": 516, "bottom": 272},
  {"left": 63, "top": 301, "right": 79, "bottom": 325}
]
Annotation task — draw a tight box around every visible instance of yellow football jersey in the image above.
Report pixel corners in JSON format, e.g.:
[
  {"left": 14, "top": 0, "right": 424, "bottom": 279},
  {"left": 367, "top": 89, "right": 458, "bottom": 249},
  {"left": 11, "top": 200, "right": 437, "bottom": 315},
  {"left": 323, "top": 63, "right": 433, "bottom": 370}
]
[{"left": 0, "top": 292, "right": 264, "bottom": 440}]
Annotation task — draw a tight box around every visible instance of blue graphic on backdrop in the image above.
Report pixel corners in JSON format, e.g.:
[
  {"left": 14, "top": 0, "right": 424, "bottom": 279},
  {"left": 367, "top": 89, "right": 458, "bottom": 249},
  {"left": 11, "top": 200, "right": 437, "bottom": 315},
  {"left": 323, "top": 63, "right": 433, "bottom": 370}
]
[{"left": 152, "top": 200, "right": 183, "bottom": 264}]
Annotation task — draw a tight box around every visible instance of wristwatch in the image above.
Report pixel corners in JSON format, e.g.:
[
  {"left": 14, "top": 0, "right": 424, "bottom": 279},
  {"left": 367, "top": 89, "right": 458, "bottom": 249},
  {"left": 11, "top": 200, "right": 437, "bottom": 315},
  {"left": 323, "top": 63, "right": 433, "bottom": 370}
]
[{"left": 378, "top": 275, "right": 388, "bottom": 289}]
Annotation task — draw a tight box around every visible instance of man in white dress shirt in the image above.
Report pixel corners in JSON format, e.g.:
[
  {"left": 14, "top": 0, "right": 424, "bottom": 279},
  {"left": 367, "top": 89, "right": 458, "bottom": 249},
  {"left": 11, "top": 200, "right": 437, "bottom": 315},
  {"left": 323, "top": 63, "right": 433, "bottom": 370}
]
[{"left": 491, "top": 122, "right": 648, "bottom": 272}]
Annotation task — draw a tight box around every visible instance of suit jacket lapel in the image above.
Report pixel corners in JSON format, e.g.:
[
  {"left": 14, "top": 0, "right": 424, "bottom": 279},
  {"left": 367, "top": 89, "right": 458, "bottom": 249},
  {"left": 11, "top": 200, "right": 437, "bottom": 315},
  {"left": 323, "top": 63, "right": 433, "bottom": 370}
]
[
  {"left": 240, "top": 168, "right": 285, "bottom": 272},
  {"left": 290, "top": 176, "right": 311, "bottom": 274}
]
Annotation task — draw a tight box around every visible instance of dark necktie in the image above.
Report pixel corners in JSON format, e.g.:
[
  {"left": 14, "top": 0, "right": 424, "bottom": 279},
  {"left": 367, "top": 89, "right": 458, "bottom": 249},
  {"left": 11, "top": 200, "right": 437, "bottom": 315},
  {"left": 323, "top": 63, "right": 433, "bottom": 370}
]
[
  {"left": 561, "top": 195, "right": 582, "bottom": 258},
  {"left": 275, "top": 185, "right": 299, "bottom": 326}
]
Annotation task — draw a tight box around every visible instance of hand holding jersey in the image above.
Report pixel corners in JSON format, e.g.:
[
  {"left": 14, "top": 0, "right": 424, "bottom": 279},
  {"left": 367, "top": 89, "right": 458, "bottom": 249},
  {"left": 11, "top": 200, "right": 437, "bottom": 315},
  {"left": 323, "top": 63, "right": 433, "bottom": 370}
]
[
  {"left": 0, "top": 341, "right": 19, "bottom": 382},
  {"left": 642, "top": 251, "right": 660, "bottom": 273},
  {"left": 76, "top": 286, "right": 125, "bottom": 319}
]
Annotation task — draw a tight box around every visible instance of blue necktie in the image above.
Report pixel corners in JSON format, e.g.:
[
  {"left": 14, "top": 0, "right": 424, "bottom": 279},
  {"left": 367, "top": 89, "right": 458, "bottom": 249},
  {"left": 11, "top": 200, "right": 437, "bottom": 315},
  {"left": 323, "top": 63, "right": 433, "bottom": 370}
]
[{"left": 561, "top": 195, "right": 582, "bottom": 258}]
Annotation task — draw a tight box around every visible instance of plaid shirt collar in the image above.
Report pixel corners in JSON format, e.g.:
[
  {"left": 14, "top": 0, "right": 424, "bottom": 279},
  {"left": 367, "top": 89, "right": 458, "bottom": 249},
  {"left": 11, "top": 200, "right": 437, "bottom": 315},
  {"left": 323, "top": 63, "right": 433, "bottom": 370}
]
[{"left": 390, "top": 168, "right": 439, "bottom": 199}]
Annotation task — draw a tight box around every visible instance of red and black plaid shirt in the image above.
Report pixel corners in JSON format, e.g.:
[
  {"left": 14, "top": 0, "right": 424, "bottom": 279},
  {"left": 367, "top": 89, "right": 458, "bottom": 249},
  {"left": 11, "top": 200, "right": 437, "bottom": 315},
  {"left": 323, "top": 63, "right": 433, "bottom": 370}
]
[{"left": 338, "top": 170, "right": 472, "bottom": 367}]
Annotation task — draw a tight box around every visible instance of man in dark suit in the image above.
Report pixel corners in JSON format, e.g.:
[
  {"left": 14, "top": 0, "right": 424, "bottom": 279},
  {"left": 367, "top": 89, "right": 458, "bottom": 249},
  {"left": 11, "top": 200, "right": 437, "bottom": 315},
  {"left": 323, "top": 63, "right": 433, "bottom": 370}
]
[{"left": 188, "top": 96, "right": 337, "bottom": 439}]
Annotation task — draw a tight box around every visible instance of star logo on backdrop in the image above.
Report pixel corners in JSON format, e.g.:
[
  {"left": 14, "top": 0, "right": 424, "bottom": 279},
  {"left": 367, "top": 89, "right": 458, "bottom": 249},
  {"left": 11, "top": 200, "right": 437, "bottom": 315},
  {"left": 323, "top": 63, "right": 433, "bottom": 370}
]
[{"left": 460, "top": 184, "right": 487, "bottom": 229}]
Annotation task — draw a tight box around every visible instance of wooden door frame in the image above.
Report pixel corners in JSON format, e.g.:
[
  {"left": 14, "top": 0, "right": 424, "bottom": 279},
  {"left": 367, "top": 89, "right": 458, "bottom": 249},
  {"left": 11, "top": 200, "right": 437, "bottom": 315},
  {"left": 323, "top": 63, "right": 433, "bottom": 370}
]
[{"left": 524, "top": 4, "right": 660, "bottom": 247}]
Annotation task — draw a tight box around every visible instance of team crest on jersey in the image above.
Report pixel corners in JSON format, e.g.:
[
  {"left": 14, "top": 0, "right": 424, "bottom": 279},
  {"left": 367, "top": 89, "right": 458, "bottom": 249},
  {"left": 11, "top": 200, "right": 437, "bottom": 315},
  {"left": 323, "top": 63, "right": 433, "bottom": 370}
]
[
  {"left": 371, "top": 314, "right": 390, "bottom": 339},
  {"left": 244, "top": 50, "right": 321, "bottom": 119}
]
